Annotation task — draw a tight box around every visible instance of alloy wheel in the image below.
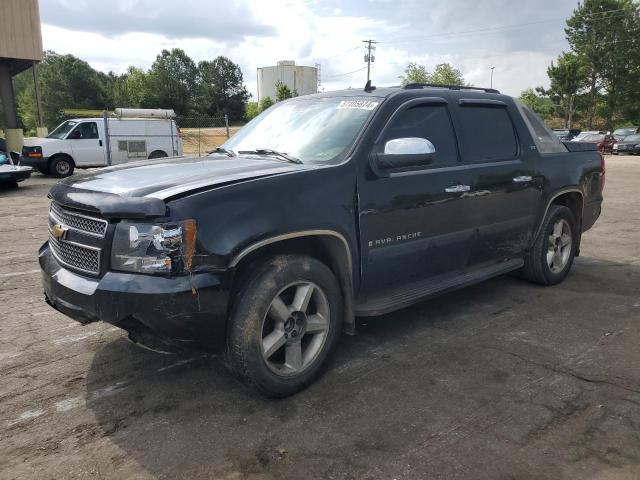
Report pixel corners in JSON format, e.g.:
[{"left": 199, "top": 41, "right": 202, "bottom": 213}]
[
  {"left": 261, "top": 281, "right": 330, "bottom": 376},
  {"left": 547, "top": 218, "right": 572, "bottom": 273}
]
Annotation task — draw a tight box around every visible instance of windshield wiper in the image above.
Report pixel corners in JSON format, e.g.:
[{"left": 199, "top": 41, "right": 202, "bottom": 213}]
[
  {"left": 209, "top": 147, "right": 236, "bottom": 157},
  {"left": 238, "top": 148, "right": 303, "bottom": 164}
]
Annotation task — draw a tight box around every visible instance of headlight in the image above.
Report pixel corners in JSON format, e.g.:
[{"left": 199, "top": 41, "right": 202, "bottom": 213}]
[{"left": 111, "top": 219, "right": 196, "bottom": 274}]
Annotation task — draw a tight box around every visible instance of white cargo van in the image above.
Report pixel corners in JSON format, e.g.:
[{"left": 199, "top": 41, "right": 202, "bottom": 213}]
[{"left": 21, "top": 109, "right": 183, "bottom": 177}]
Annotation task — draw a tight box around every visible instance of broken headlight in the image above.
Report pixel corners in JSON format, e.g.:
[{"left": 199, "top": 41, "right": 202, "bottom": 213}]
[{"left": 111, "top": 220, "right": 196, "bottom": 274}]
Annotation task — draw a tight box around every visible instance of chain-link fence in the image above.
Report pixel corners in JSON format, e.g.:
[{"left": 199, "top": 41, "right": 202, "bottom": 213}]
[{"left": 176, "top": 115, "right": 241, "bottom": 157}]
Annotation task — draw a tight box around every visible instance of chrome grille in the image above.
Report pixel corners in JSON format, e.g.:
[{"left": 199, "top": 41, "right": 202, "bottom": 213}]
[
  {"left": 49, "top": 233, "right": 101, "bottom": 275},
  {"left": 49, "top": 203, "right": 107, "bottom": 237}
]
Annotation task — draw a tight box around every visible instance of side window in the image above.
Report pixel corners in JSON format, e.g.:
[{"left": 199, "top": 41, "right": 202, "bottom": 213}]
[
  {"left": 71, "top": 122, "right": 99, "bottom": 140},
  {"left": 383, "top": 103, "right": 458, "bottom": 166},
  {"left": 518, "top": 104, "right": 567, "bottom": 154},
  {"left": 458, "top": 106, "right": 518, "bottom": 162}
]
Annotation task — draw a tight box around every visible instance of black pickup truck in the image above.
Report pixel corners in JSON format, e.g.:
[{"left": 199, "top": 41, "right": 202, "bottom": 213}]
[{"left": 40, "top": 84, "right": 604, "bottom": 397}]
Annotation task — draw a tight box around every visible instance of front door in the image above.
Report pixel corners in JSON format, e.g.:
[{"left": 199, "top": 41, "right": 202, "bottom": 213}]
[
  {"left": 357, "top": 98, "right": 478, "bottom": 297},
  {"left": 69, "top": 122, "right": 105, "bottom": 166}
]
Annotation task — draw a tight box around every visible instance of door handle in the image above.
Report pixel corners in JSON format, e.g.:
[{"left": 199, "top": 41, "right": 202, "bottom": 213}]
[
  {"left": 99, "top": 140, "right": 103, "bottom": 146},
  {"left": 513, "top": 175, "right": 532, "bottom": 183},
  {"left": 445, "top": 184, "right": 471, "bottom": 193}
]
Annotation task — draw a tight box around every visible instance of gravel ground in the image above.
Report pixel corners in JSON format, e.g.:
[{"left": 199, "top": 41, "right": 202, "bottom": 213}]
[{"left": 1, "top": 157, "right": 639, "bottom": 480}]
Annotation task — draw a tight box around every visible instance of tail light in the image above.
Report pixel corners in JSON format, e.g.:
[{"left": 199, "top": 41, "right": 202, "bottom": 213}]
[{"left": 598, "top": 151, "right": 605, "bottom": 193}]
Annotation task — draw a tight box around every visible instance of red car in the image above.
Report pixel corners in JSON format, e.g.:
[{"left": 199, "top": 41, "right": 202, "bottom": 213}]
[{"left": 581, "top": 133, "right": 615, "bottom": 154}]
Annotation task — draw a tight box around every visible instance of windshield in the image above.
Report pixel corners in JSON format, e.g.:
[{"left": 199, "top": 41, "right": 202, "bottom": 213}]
[
  {"left": 48, "top": 121, "right": 78, "bottom": 139},
  {"left": 219, "top": 96, "right": 381, "bottom": 164},
  {"left": 623, "top": 134, "right": 640, "bottom": 143},
  {"left": 613, "top": 128, "right": 636, "bottom": 137},
  {"left": 583, "top": 134, "right": 605, "bottom": 142}
]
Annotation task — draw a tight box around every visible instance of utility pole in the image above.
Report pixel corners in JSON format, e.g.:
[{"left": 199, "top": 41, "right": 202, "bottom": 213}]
[
  {"left": 362, "top": 39, "right": 377, "bottom": 83},
  {"left": 490, "top": 66, "right": 495, "bottom": 89}
]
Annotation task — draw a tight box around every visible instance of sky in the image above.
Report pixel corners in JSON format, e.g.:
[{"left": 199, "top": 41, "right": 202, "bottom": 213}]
[{"left": 39, "top": 0, "right": 578, "bottom": 98}]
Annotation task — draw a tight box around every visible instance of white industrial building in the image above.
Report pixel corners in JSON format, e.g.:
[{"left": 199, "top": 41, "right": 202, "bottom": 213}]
[{"left": 257, "top": 61, "right": 318, "bottom": 101}]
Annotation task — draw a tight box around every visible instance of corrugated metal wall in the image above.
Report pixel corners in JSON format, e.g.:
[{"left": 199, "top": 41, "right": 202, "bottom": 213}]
[{"left": 0, "top": 0, "right": 43, "bottom": 62}]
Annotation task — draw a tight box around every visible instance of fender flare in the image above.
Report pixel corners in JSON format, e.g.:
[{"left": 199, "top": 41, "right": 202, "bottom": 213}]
[
  {"left": 229, "top": 230, "right": 356, "bottom": 334},
  {"left": 531, "top": 187, "right": 584, "bottom": 244}
]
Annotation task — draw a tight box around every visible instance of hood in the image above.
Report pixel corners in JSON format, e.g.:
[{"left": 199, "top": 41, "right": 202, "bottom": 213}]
[
  {"left": 49, "top": 155, "right": 312, "bottom": 218},
  {"left": 23, "top": 137, "right": 63, "bottom": 147}
]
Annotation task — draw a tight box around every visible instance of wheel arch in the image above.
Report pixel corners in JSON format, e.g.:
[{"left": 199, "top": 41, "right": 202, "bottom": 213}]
[
  {"left": 229, "top": 231, "right": 355, "bottom": 335},
  {"left": 148, "top": 150, "right": 168, "bottom": 159},
  {"left": 532, "top": 188, "right": 584, "bottom": 250}
]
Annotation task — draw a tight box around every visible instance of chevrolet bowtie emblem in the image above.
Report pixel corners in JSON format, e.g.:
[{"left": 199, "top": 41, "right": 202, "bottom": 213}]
[{"left": 52, "top": 223, "right": 68, "bottom": 241}]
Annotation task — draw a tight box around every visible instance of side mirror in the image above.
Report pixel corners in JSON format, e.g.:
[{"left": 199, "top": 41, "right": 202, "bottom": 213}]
[{"left": 371, "top": 137, "right": 435, "bottom": 176}]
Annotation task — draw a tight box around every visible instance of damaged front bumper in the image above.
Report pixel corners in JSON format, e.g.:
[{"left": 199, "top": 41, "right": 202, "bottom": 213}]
[{"left": 39, "top": 242, "right": 231, "bottom": 351}]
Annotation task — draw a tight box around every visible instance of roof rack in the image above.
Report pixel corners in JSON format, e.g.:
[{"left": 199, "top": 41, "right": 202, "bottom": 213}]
[{"left": 403, "top": 83, "right": 500, "bottom": 94}]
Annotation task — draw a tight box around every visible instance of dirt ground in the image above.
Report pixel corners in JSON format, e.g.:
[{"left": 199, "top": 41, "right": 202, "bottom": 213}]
[
  {"left": 180, "top": 127, "right": 241, "bottom": 156},
  {"left": 0, "top": 156, "right": 639, "bottom": 480}
]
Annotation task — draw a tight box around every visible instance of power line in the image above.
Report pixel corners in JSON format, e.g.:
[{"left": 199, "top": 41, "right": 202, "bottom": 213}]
[
  {"left": 384, "top": 8, "right": 637, "bottom": 46},
  {"left": 323, "top": 66, "right": 368, "bottom": 80},
  {"left": 321, "top": 45, "right": 362, "bottom": 60}
]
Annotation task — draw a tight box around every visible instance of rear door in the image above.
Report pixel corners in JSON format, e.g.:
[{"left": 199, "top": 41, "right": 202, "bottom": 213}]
[
  {"left": 453, "top": 98, "right": 540, "bottom": 266},
  {"left": 68, "top": 121, "right": 105, "bottom": 166},
  {"left": 357, "top": 96, "right": 478, "bottom": 295}
]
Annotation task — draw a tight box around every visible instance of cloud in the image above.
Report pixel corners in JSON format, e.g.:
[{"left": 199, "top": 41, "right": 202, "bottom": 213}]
[
  {"left": 39, "top": 0, "right": 577, "bottom": 97},
  {"left": 40, "top": 0, "right": 275, "bottom": 43}
]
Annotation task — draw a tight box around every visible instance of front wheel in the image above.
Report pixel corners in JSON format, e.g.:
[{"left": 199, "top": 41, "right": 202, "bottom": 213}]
[
  {"left": 49, "top": 156, "right": 75, "bottom": 178},
  {"left": 521, "top": 205, "right": 577, "bottom": 285},
  {"left": 227, "top": 255, "right": 343, "bottom": 397}
]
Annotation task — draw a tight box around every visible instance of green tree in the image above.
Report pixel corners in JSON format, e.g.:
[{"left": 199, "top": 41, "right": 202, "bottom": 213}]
[
  {"left": 400, "top": 62, "right": 466, "bottom": 86},
  {"left": 539, "top": 52, "right": 587, "bottom": 128},
  {"left": 565, "top": 0, "right": 640, "bottom": 128},
  {"left": 259, "top": 96, "right": 274, "bottom": 111},
  {"left": 195, "top": 56, "right": 249, "bottom": 121},
  {"left": 245, "top": 101, "right": 261, "bottom": 120},
  {"left": 519, "top": 88, "right": 555, "bottom": 118},
  {"left": 275, "top": 80, "right": 296, "bottom": 102},
  {"left": 429, "top": 63, "right": 466, "bottom": 86},
  {"left": 145, "top": 48, "right": 197, "bottom": 115},
  {"left": 400, "top": 62, "right": 430, "bottom": 86},
  {"left": 14, "top": 51, "right": 111, "bottom": 130}
]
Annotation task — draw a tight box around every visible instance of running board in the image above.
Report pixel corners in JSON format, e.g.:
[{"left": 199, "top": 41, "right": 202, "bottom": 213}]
[{"left": 355, "top": 258, "right": 524, "bottom": 317}]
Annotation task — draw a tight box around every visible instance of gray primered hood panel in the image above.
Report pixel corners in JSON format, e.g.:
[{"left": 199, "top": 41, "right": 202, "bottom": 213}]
[
  {"left": 49, "top": 155, "right": 312, "bottom": 218},
  {"left": 58, "top": 155, "right": 309, "bottom": 199}
]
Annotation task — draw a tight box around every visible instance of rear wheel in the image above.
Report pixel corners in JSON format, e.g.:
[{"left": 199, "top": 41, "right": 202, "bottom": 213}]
[
  {"left": 522, "top": 205, "right": 577, "bottom": 285},
  {"left": 49, "top": 155, "right": 75, "bottom": 178},
  {"left": 227, "top": 255, "right": 342, "bottom": 397}
]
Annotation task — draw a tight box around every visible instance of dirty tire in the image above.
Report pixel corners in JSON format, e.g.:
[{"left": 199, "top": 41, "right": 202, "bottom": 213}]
[
  {"left": 522, "top": 205, "right": 577, "bottom": 286},
  {"left": 227, "top": 254, "right": 343, "bottom": 398},
  {"left": 49, "top": 155, "right": 74, "bottom": 178}
]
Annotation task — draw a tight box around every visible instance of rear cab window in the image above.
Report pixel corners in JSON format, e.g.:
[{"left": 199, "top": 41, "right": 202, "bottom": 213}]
[
  {"left": 456, "top": 101, "right": 519, "bottom": 163},
  {"left": 516, "top": 102, "right": 568, "bottom": 154}
]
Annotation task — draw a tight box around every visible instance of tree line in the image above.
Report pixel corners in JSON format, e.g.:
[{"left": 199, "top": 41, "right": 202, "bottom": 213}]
[
  {"left": 520, "top": 0, "right": 640, "bottom": 130},
  {"left": 4, "top": 48, "right": 249, "bottom": 133}
]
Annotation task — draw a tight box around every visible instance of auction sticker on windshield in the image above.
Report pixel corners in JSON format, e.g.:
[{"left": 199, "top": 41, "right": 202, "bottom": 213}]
[{"left": 336, "top": 100, "right": 379, "bottom": 110}]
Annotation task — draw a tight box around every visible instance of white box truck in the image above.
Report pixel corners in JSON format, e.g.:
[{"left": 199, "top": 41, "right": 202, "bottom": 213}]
[{"left": 20, "top": 109, "right": 183, "bottom": 177}]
